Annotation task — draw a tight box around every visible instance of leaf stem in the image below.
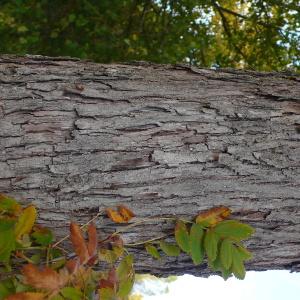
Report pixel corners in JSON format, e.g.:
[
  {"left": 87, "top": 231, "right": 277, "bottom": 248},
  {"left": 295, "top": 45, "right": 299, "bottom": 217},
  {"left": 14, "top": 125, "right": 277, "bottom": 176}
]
[{"left": 125, "top": 234, "right": 169, "bottom": 247}]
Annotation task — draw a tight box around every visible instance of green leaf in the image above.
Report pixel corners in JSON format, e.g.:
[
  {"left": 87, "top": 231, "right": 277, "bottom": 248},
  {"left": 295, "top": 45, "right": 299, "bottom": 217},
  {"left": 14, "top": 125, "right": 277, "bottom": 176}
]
[
  {"left": 116, "top": 255, "right": 135, "bottom": 298},
  {"left": 175, "top": 220, "right": 190, "bottom": 253},
  {"left": 32, "top": 227, "right": 54, "bottom": 246},
  {"left": 99, "top": 287, "right": 116, "bottom": 300},
  {"left": 116, "top": 255, "right": 134, "bottom": 282},
  {"left": 0, "top": 279, "right": 15, "bottom": 299},
  {"left": 159, "top": 241, "right": 180, "bottom": 257},
  {"left": 51, "top": 257, "right": 66, "bottom": 270},
  {"left": 221, "top": 268, "right": 232, "bottom": 281},
  {"left": 236, "top": 245, "right": 253, "bottom": 261},
  {"left": 214, "top": 220, "right": 255, "bottom": 241},
  {"left": 145, "top": 244, "right": 161, "bottom": 259},
  {"left": 0, "top": 220, "right": 16, "bottom": 263},
  {"left": 0, "top": 219, "right": 15, "bottom": 231},
  {"left": 232, "top": 246, "right": 246, "bottom": 280},
  {"left": 0, "top": 194, "right": 21, "bottom": 215},
  {"left": 50, "top": 295, "right": 65, "bottom": 300},
  {"left": 117, "top": 276, "right": 134, "bottom": 298},
  {"left": 204, "top": 229, "right": 219, "bottom": 262},
  {"left": 60, "top": 286, "right": 83, "bottom": 300},
  {"left": 30, "top": 253, "right": 41, "bottom": 264},
  {"left": 98, "top": 248, "right": 118, "bottom": 264},
  {"left": 220, "top": 239, "right": 233, "bottom": 270},
  {"left": 208, "top": 254, "right": 222, "bottom": 271},
  {"left": 189, "top": 223, "right": 204, "bottom": 265}
]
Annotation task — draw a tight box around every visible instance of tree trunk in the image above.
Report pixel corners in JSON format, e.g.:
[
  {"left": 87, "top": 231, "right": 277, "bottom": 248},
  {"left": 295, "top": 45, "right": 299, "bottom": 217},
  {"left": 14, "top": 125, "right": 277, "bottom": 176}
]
[{"left": 0, "top": 55, "right": 299, "bottom": 276}]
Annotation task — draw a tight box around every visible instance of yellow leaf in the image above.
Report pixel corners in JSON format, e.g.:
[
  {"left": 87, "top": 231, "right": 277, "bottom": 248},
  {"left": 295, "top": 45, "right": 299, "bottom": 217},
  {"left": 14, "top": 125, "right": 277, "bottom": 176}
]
[
  {"left": 15, "top": 205, "right": 37, "bottom": 239},
  {"left": 106, "top": 205, "right": 135, "bottom": 223},
  {"left": 117, "top": 205, "right": 135, "bottom": 222},
  {"left": 106, "top": 208, "right": 126, "bottom": 223}
]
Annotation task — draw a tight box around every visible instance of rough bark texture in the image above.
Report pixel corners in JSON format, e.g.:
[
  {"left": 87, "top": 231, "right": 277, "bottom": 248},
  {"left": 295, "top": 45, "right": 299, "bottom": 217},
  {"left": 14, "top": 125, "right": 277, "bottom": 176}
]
[{"left": 0, "top": 55, "right": 299, "bottom": 276}]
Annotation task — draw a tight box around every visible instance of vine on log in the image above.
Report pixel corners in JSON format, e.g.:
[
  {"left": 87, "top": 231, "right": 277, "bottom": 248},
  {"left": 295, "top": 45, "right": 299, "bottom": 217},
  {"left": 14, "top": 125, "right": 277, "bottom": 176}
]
[{"left": 0, "top": 194, "right": 254, "bottom": 299}]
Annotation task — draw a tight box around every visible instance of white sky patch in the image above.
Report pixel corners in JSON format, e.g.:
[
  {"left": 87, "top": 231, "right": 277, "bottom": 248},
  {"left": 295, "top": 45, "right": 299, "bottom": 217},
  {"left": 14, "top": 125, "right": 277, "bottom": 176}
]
[{"left": 133, "top": 270, "right": 300, "bottom": 300}]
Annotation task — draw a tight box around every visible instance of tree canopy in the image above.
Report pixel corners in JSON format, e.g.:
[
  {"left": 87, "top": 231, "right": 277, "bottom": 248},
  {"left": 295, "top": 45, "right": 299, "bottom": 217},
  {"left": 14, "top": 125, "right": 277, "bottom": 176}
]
[{"left": 0, "top": 0, "right": 299, "bottom": 71}]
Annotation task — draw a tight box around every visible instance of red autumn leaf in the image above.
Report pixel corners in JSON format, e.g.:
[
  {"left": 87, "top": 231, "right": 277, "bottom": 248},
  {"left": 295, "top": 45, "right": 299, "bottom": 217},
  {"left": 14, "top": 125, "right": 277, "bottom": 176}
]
[
  {"left": 87, "top": 223, "right": 98, "bottom": 257},
  {"left": 6, "top": 292, "right": 45, "bottom": 300},
  {"left": 22, "top": 264, "right": 68, "bottom": 292},
  {"left": 70, "top": 222, "right": 89, "bottom": 264},
  {"left": 117, "top": 205, "right": 135, "bottom": 222},
  {"left": 99, "top": 279, "right": 114, "bottom": 289},
  {"left": 99, "top": 267, "right": 117, "bottom": 290}
]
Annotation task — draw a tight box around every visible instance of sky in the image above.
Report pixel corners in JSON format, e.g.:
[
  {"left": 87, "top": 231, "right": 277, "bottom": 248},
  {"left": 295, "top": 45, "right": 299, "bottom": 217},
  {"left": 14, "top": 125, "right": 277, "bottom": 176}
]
[{"left": 132, "top": 270, "right": 300, "bottom": 300}]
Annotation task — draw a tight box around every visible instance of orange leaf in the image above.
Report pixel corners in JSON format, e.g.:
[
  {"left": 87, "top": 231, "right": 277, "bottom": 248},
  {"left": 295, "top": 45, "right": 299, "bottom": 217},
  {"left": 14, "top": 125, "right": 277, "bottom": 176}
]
[
  {"left": 22, "top": 264, "right": 67, "bottom": 292},
  {"left": 106, "top": 208, "right": 125, "bottom": 223},
  {"left": 117, "top": 205, "right": 135, "bottom": 222},
  {"left": 70, "top": 222, "right": 89, "bottom": 264},
  {"left": 196, "top": 206, "right": 231, "bottom": 227},
  {"left": 6, "top": 292, "right": 45, "bottom": 300},
  {"left": 87, "top": 223, "right": 98, "bottom": 257}
]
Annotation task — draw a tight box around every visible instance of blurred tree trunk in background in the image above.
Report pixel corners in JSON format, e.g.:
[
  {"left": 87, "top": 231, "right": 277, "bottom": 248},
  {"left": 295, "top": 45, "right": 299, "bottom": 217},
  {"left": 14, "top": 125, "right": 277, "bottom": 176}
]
[{"left": 0, "top": 55, "right": 299, "bottom": 276}]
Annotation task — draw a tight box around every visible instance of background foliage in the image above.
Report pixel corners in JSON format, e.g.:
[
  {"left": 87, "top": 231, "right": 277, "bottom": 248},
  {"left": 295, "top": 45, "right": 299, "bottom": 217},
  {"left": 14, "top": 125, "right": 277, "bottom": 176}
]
[{"left": 0, "top": 0, "right": 299, "bottom": 71}]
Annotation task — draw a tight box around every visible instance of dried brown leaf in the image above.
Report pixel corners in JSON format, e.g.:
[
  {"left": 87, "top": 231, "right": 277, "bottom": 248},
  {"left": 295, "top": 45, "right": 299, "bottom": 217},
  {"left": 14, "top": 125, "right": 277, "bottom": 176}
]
[
  {"left": 22, "top": 264, "right": 68, "bottom": 292},
  {"left": 87, "top": 223, "right": 97, "bottom": 257},
  {"left": 70, "top": 222, "right": 89, "bottom": 264}
]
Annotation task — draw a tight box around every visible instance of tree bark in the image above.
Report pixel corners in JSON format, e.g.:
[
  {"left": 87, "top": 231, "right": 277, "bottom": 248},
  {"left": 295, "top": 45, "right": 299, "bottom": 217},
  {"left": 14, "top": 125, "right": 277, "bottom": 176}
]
[{"left": 0, "top": 55, "right": 299, "bottom": 276}]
